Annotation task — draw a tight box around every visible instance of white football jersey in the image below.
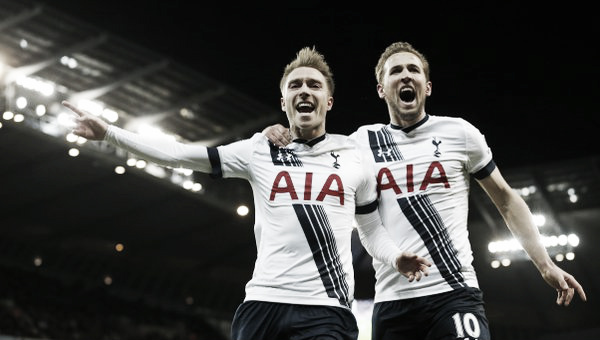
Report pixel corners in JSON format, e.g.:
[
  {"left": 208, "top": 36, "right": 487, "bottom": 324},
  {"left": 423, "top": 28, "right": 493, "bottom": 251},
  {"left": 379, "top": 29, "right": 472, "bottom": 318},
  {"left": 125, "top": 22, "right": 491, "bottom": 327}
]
[
  {"left": 105, "top": 125, "right": 396, "bottom": 309},
  {"left": 211, "top": 133, "right": 379, "bottom": 308},
  {"left": 350, "top": 115, "right": 495, "bottom": 302}
]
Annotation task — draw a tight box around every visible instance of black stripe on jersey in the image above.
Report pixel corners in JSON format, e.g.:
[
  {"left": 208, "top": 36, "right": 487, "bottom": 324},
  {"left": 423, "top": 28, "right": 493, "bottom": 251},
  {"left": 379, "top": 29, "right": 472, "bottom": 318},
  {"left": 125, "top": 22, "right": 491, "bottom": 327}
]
[
  {"left": 269, "top": 142, "right": 303, "bottom": 167},
  {"left": 355, "top": 200, "right": 378, "bottom": 215},
  {"left": 367, "top": 128, "right": 403, "bottom": 163},
  {"left": 397, "top": 194, "right": 466, "bottom": 289},
  {"left": 293, "top": 204, "right": 351, "bottom": 308},
  {"left": 207, "top": 147, "right": 222, "bottom": 179}
]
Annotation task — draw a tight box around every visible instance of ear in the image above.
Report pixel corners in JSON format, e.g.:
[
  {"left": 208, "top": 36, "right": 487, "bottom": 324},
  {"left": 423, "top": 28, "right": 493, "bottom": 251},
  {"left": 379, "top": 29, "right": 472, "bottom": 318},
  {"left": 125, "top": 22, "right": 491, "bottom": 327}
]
[
  {"left": 327, "top": 96, "right": 334, "bottom": 111},
  {"left": 280, "top": 97, "right": 285, "bottom": 112},
  {"left": 426, "top": 81, "right": 432, "bottom": 96},
  {"left": 377, "top": 83, "right": 385, "bottom": 99}
]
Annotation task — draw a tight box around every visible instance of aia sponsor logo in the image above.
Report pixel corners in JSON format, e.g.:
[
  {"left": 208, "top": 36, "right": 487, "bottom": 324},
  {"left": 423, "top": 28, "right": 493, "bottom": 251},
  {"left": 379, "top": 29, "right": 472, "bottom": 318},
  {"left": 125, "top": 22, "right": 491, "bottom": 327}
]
[
  {"left": 377, "top": 161, "right": 450, "bottom": 195},
  {"left": 270, "top": 171, "right": 345, "bottom": 205}
]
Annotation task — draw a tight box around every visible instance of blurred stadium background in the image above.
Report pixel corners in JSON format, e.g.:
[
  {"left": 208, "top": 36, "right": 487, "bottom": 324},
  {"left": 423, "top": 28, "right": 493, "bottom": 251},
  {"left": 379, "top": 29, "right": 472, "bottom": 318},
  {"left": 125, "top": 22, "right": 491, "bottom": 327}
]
[{"left": 0, "top": 1, "right": 598, "bottom": 339}]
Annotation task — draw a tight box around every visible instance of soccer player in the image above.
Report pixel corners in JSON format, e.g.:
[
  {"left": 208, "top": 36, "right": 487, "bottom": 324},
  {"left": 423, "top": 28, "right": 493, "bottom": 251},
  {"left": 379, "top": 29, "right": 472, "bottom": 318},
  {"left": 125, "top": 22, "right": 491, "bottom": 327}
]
[
  {"left": 263, "top": 41, "right": 586, "bottom": 340},
  {"left": 63, "top": 46, "right": 431, "bottom": 340}
]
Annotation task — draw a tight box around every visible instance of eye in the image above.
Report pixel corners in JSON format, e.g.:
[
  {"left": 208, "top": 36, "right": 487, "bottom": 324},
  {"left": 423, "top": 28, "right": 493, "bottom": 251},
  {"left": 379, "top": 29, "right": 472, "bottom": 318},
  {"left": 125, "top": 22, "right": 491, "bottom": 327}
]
[
  {"left": 408, "top": 65, "right": 422, "bottom": 74},
  {"left": 389, "top": 66, "right": 403, "bottom": 74},
  {"left": 307, "top": 80, "right": 323, "bottom": 89}
]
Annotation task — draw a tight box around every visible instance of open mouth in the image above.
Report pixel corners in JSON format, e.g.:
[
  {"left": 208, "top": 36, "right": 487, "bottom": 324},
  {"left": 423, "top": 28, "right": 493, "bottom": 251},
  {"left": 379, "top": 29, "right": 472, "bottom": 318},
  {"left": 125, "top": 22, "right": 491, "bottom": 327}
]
[
  {"left": 399, "top": 87, "right": 416, "bottom": 102},
  {"left": 296, "top": 102, "right": 315, "bottom": 113}
]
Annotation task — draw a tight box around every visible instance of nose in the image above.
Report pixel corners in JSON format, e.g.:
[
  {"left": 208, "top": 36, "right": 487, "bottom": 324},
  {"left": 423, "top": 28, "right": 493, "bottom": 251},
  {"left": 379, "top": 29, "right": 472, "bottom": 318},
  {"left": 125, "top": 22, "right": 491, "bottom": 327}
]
[
  {"left": 401, "top": 68, "right": 412, "bottom": 78},
  {"left": 300, "top": 82, "right": 312, "bottom": 92},
  {"left": 401, "top": 73, "right": 412, "bottom": 83},
  {"left": 299, "top": 85, "right": 310, "bottom": 98}
]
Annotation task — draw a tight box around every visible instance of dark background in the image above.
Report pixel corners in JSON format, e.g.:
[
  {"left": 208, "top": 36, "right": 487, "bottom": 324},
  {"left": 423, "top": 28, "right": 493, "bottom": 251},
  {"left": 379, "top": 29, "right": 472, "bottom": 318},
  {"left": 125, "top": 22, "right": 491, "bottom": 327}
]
[
  {"left": 2, "top": 2, "right": 599, "bottom": 339},
  {"left": 36, "top": 1, "right": 600, "bottom": 167}
]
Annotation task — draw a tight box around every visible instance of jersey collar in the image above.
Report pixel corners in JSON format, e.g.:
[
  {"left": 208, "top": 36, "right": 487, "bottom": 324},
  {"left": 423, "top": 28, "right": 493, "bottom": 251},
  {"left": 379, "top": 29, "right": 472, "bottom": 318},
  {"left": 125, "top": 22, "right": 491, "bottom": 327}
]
[
  {"left": 292, "top": 134, "right": 326, "bottom": 147},
  {"left": 389, "top": 114, "right": 429, "bottom": 133}
]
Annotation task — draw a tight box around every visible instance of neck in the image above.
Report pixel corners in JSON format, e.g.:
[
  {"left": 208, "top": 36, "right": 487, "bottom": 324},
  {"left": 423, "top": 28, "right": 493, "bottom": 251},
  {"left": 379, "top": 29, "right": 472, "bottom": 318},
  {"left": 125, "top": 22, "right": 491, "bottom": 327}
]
[
  {"left": 291, "top": 125, "right": 326, "bottom": 141},
  {"left": 391, "top": 110, "right": 426, "bottom": 127}
]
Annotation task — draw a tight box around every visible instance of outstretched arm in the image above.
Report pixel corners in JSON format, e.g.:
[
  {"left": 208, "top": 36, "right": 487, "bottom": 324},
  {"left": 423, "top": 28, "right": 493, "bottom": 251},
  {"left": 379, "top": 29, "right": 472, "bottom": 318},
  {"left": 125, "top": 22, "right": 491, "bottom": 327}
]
[
  {"left": 62, "top": 100, "right": 212, "bottom": 173},
  {"left": 478, "top": 168, "right": 587, "bottom": 306},
  {"left": 355, "top": 210, "right": 432, "bottom": 282}
]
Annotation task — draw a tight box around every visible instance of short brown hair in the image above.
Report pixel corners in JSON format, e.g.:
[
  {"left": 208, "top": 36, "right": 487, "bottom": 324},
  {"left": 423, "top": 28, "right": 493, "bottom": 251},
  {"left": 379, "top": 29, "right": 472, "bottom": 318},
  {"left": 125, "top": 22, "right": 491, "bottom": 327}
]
[{"left": 374, "top": 41, "right": 430, "bottom": 84}]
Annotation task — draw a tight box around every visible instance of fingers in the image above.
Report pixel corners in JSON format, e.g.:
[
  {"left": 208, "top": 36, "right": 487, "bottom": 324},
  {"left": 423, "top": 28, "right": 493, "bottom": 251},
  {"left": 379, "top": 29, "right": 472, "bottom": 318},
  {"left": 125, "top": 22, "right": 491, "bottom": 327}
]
[
  {"left": 406, "top": 264, "right": 429, "bottom": 283},
  {"left": 283, "top": 131, "right": 292, "bottom": 144},
  {"left": 61, "top": 101, "right": 86, "bottom": 136},
  {"left": 407, "top": 267, "right": 428, "bottom": 282},
  {"left": 415, "top": 255, "right": 431, "bottom": 278},
  {"left": 556, "top": 275, "right": 587, "bottom": 306},
  {"left": 557, "top": 287, "right": 574, "bottom": 306},
  {"left": 564, "top": 276, "right": 587, "bottom": 304},
  {"left": 276, "top": 127, "right": 291, "bottom": 145},
  {"left": 399, "top": 253, "right": 432, "bottom": 283},
  {"left": 420, "top": 263, "right": 430, "bottom": 277},
  {"left": 262, "top": 124, "right": 291, "bottom": 147},
  {"left": 61, "top": 100, "right": 76, "bottom": 111},
  {"left": 276, "top": 134, "right": 290, "bottom": 147},
  {"left": 566, "top": 276, "right": 587, "bottom": 302},
  {"left": 566, "top": 287, "right": 575, "bottom": 305},
  {"left": 273, "top": 125, "right": 291, "bottom": 144},
  {"left": 576, "top": 285, "right": 587, "bottom": 302},
  {"left": 62, "top": 100, "right": 84, "bottom": 117}
]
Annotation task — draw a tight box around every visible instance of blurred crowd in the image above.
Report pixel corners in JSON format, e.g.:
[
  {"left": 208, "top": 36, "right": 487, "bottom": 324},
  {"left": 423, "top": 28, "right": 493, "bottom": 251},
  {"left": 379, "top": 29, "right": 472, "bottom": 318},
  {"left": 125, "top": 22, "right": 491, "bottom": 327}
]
[{"left": 0, "top": 265, "right": 227, "bottom": 340}]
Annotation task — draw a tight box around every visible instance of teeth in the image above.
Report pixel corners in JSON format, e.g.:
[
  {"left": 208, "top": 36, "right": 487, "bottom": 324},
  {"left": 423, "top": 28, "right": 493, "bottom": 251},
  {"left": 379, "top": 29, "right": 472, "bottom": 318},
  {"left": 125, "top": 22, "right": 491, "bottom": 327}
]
[{"left": 297, "top": 102, "right": 314, "bottom": 111}]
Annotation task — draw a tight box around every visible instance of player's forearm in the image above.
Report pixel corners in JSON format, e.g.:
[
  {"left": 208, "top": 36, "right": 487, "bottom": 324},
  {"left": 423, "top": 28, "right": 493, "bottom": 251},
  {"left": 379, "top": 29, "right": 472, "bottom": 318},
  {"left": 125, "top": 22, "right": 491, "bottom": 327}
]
[
  {"left": 105, "top": 125, "right": 212, "bottom": 173},
  {"left": 355, "top": 210, "right": 401, "bottom": 269},
  {"left": 501, "top": 194, "right": 554, "bottom": 272}
]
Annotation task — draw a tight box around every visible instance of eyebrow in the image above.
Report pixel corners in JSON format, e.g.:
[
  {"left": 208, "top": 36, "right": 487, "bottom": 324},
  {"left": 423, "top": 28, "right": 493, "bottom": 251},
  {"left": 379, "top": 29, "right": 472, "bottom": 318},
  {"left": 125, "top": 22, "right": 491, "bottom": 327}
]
[
  {"left": 288, "top": 77, "right": 323, "bottom": 85},
  {"left": 389, "top": 63, "right": 421, "bottom": 73}
]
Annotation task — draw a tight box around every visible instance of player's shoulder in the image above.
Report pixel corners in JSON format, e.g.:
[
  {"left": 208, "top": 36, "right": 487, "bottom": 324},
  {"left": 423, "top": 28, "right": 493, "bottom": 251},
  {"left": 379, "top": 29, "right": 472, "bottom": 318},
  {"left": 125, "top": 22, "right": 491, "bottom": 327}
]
[
  {"left": 428, "top": 114, "right": 466, "bottom": 123},
  {"left": 251, "top": 132, "right": 271, "bottom": 144},
  {"left": 323, "top": 133, "right": 366, "bottom": 153},
  {"left": 349, "top": 123, "right": 387, "bottom": 138},
  {"left": 325, "top": 133, "right": 354, "bottom": 146},
  {"left": 326, "top": 133, "right": 350, "bottom": 141},
  {"left": 428, "top": 114, "right": 478, "bottom": 130},
  {"left": 427, "top": 115, "right": 487, "bottom": 143},
  {"left": 354, "top": 122, "right": 387, "bottom": 132},
  {"left": 227, "top": 132, "right": 269, "bottom": 150}
]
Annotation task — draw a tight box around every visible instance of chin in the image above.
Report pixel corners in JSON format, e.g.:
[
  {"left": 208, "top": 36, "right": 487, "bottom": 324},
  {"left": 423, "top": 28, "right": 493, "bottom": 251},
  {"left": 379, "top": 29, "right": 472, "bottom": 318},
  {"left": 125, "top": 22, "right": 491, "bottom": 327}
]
[{"left": 297, "top": 117, "right": 316, "bottom": 126}]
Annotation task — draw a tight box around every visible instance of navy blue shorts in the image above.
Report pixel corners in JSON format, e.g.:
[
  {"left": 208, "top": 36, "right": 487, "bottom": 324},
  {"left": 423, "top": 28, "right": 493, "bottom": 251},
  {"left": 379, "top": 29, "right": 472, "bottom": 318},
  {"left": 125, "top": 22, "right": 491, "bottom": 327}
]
[
  {"left": 372, "top": 287, "right": 490, "bottom": 340},
  {"left": 231, "top": 300, "right": 359, "bottom": 340}
]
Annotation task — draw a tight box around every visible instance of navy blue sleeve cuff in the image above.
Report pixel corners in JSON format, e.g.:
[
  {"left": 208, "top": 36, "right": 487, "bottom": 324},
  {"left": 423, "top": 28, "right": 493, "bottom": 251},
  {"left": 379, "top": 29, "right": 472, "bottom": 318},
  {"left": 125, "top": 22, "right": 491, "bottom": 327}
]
[
  {"left": 472, "top": 159, "right": 496, "bottom": 180},
  {"left": 207, "top": 147, "right": 223, "bottom": 179},
  {"left": 356, "top": 200, "right": 378, "bottom": 215}
]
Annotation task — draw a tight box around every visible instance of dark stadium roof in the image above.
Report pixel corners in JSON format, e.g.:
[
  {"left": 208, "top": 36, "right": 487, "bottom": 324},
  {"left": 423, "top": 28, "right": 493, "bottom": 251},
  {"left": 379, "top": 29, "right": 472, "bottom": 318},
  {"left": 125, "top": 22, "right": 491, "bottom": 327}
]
[{"left": 1, "top": 1, "right": 598, "bottom": 339}]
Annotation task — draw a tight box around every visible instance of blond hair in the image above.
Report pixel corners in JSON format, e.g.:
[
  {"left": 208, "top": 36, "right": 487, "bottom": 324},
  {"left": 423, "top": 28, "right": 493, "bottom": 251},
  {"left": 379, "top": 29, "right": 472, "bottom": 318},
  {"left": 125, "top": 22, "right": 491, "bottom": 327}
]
[{"left": 280, "top": 46, "right": 335, "bottom": 95}]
